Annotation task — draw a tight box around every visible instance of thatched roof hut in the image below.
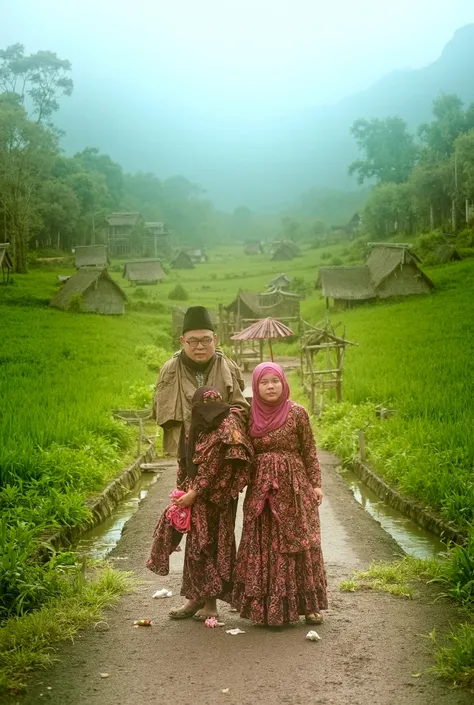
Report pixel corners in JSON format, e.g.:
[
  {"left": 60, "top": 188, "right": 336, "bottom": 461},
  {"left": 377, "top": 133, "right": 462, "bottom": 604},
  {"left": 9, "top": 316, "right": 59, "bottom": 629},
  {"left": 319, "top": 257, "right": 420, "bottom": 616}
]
[
  {"left": 172, "top": 250, "right": 194, "bottom": 269},
  {"left": 269, "top": 273, "right": 292, "bottom": 290},
  {"left": 185, "top": 248, "right": 208, "bottom": 264},
  {"left": 0, "top": 243, "right": 13, "bottom": 283},
  {"left": 316, "top": 243, "right": 433, "bottom": 308},
  {"left": 51, "top": 268, "right": 127, "bottom": 315},
  {"left": 244, "top": 241, "right": 263, "bottom": 255},
  {"left": 226, "top": 289, "right": 300, "bottom": 320},
  {"left": 106, "top": 212, "right": 142, "bottom": 229},
  {"left": 75, "top": 245, "right": 109, "bottom": 269},
  {"left": 123, "top": 259, "right": 165, "bottom": 284},
  {"left": 316, "top": 266, "right": 376, "bottom": 303},
  {"left": 271, "top": 241, "right": 299, "bottom": 261}
]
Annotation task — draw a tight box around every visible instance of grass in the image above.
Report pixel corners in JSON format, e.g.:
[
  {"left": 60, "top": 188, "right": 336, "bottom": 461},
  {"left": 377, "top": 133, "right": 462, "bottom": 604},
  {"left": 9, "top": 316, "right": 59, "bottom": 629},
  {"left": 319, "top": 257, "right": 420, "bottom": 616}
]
[
  {"left": 0, "top": 563, "right": 137, "bottom": 694},
  {"left": 340, "top": 552, "right": 474, "bottom": 687},
  {"left": 2, "top": 236, "right": 474, "bottom": 689}
]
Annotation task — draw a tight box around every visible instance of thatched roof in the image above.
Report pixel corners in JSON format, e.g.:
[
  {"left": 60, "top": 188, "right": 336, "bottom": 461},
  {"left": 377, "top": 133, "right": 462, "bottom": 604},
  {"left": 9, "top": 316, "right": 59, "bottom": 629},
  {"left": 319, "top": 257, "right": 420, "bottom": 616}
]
[
  {"left": 0, "top": 244, "right": 13, "bottom": 270},
  {"left": 75, "top": 245, "right": 109, "bottom": 268},
  {"left": 270, "top": 273, "right": 292, "bottom": 288},
  {"left": 185, "top": 248, "right": 207, "bottom": 263},
  {"left": 123, "top": 259, "right": 165, "bottom": 283},
  {"left": 172, "top": 250, "right": 194, "bottom": 269},
  {"left": 226, "top": 291, "right": 262, "bottom": 317},
  {"left": 366, "top": 244, "right": 420, "bottom": 288},
  {"left": 51, "top": 269, "right": 126, "bottom": 310},
  {"left": 317, "top": 243, "right": 434, "bottom": 301},
  {"left": 272, "top": 242, "right": 296, "bottom": 261},
  {"left": 244, "top": 241, "right": 263, "bottom": 255},
  {"left": 317, "top": 266, "right": 376, "bottom": 301},
  {"left": 144, "top": 222, "right": 168, "bottom": 235},
  {"left": 106, "top": 212, "right": 141, "bottom": 227}
]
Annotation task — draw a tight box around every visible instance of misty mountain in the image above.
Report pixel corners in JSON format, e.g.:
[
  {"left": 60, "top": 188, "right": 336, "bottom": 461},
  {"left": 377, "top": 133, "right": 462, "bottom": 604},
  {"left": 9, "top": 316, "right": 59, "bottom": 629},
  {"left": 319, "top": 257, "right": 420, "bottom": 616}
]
[{"left": 56, "top": 24, "right": 474, "bottom": 212}]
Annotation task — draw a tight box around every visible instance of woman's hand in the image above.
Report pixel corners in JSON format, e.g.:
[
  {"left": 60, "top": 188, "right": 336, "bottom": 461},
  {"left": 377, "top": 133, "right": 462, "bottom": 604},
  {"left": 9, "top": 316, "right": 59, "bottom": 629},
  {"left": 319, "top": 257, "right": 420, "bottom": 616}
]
[
  {"left": 173, "top": 489, "right": 197, "bottom": 507},
  {"left": 314, "top": 487, "right": 323, "bottom": 506}
]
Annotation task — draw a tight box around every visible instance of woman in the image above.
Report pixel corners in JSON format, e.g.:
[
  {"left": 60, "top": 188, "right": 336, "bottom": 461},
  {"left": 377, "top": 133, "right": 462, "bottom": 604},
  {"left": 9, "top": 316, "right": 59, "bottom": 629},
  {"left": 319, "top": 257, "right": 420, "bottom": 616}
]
[
  {"left": 233, "top": 362, "right": 328, "bottom": 626},
  {"left": 147, "top": 386, "right": 252, "bottom": 621}
]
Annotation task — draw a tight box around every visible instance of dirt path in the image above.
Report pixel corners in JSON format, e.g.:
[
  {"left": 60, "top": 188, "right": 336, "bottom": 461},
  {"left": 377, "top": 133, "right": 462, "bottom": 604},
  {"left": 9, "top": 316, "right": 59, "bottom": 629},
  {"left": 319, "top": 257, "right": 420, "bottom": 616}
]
[{"left": 4, "top": 452, "right": 471, "bottom": 705}]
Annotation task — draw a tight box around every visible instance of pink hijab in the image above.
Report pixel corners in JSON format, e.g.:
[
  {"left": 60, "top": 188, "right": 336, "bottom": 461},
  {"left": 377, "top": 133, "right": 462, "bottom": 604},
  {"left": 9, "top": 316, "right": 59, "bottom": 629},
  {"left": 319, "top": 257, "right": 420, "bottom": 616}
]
[{"left": 250, "top": 362, "right": 292, "bottom": 438}]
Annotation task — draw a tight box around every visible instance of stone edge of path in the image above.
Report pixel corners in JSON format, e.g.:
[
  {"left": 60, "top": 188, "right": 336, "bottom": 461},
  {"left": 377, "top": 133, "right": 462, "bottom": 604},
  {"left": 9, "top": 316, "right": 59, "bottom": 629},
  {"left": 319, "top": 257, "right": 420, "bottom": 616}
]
[
  {"left": 39, "top": 444, "right": 161, "bottom": 555},
  {"left": 352, "top": 457, "right": 466, "bottom": 545}
]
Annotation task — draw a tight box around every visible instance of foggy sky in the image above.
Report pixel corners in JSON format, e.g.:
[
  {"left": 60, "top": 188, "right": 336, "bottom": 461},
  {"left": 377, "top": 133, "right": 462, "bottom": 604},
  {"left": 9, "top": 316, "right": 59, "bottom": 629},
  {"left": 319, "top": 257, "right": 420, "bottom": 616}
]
[{"left": 2, "top": 1, "right": 474, "bottom": 209}]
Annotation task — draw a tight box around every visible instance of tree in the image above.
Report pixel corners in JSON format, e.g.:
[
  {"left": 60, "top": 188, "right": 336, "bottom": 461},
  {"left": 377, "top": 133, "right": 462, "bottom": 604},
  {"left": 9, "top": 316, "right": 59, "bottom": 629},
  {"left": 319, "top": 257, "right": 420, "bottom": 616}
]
[
  {"left": 455, "top": 130, "right": 474, "bottom": 200},
  {"left": 281, "top": 215, "right": 300, "bottom": 241},
  {"left": 348, "top": 116, "right": 417, "bottom": 185},
  {"left": 37, "top": 180, "right": 80, "bottom": 249},
  {"left": 409, "top": 160, "right": 455, "bottom": 230},
  {"left": 362, "top": 182, "right": 416, "bottom": 239},
  {"left": 0, "top": 43, "right": 73, "bottom": 127},
  {"left": 74, "top": 147, "right": 123, "bottom": 208},
  {"left": 0, "top": 95, "right": 57, "bottom": 271},
  {"left": 418, "top": 94, "right": 471, "bottom": 158}
]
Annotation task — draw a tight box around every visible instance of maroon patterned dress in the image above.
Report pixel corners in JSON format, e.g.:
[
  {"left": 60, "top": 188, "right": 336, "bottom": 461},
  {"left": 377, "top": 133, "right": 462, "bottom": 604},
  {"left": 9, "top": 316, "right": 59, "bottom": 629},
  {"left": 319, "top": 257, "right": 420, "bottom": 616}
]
[
  {"left": 147, "top": 414, "right": 252, "bottom": 604},
  {"left": 233, "top": 402, "right": 328, "bottom": 625}
]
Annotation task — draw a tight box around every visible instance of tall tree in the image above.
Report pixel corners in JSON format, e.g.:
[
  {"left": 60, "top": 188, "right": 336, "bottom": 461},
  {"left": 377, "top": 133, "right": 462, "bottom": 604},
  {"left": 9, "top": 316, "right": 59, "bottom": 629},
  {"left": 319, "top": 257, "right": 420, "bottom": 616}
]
[
  {"left": 0, "top": 43, "right": 73, "bottom": 128},
  {"left": 0, "top": 94, "right": 57, "bottom": 271},
  {"left": 74, "top": 147, "right": 123, "bottom": 208},
  {"left": 418, "top": 94, "right": 471, "bottom": 158},
  {"left": 348, "top": 116, "right": 417, "bottom": 185}
]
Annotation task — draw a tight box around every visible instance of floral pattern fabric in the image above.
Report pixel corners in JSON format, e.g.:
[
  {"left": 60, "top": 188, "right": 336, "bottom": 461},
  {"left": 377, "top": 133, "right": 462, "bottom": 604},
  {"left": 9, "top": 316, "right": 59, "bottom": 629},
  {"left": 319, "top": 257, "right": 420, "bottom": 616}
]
[
  {"left": 233, "top": 402, "right": 328, "bottom": 625},
  {"left": 147, "top": 414, "right": 252, "bottom": 604}
]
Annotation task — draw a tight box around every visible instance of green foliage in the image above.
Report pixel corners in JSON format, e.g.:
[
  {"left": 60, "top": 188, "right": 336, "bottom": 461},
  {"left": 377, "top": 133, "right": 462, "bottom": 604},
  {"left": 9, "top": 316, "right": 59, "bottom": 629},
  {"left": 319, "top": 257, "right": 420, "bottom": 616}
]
[
  {"left": 128, "top": 382, "right": 155, "bottom": 409},
  {"left": 428, "top": 623, "right": 474, "bottom": 687},
  {"left": 349, "top": 116, "right": 417, "bottom": 185},
  {"left": 168, "top": 283, "right": 189, "bottom": 301},
  {"left": 330, "top": 256, "right": 343, "bottom": 266},
  {"left": 66, "top": 292, "right": 84, "bottom": 312},
  {"left": 135, "top": 345, "right": 169, "bottom": 372},
  {"left": 0, "top": 564, "right": 136, "bottom": 694}
]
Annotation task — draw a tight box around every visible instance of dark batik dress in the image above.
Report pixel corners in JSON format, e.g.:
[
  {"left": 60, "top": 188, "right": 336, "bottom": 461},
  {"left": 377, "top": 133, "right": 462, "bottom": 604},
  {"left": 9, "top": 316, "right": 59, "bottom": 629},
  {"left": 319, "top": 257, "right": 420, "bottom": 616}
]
[
  {"left": 147, "top": 414, "right": 252, "bottom": 603},
  {"left": 233, "top": 402, "right": 328, "bottom": 625}
]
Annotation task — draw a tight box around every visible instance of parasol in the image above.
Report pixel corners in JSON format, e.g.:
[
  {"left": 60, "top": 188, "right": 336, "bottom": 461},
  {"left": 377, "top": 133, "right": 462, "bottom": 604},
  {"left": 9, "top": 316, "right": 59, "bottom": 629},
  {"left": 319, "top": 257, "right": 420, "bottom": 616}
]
[{"left": 231, "top": 317, "right": 294, "bottom": 362}]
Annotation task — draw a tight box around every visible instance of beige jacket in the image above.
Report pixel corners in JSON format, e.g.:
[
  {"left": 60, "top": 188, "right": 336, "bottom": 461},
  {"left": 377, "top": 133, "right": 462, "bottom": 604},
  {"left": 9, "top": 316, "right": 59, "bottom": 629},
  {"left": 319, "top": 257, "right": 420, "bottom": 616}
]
[{"left": 155, "top": 350, "right": 249, "bottom": 457}]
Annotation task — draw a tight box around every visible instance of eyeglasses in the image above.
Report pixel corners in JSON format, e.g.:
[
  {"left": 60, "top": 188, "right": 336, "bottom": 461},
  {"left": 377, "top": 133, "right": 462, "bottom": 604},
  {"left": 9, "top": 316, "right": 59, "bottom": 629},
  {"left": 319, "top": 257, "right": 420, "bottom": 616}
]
[{"left": 184, "top": 336, "right": 214, "bottom": 349}]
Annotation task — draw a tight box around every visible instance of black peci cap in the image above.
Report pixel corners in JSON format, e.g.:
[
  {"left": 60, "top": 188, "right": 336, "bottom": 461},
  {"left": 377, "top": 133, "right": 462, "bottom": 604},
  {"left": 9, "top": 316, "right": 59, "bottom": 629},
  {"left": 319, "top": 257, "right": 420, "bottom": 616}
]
[{"left": 182, "top": 306, "right": 214, "bottom": 335}]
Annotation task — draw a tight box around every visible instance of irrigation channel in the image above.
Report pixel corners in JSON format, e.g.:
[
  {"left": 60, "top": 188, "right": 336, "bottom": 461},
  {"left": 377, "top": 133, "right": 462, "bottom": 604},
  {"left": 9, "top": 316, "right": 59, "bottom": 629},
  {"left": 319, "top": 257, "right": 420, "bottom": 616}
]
[{"left": 74, "top": 462, "right": 445, "bottom": 562}]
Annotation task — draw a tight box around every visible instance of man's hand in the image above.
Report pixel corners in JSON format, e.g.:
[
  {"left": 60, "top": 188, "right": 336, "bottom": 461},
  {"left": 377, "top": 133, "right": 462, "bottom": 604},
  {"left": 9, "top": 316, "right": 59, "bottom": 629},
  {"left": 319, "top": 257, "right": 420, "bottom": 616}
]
[{"left": 173, "top": 489, "right": 197, "bottom": 507}]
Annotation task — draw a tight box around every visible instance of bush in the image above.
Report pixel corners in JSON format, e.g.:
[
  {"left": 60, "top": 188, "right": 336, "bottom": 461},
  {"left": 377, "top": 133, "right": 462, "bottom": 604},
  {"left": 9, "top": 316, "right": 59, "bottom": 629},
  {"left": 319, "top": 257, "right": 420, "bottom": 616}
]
[
  {"left": 168, "top": 284, "right": 188, "bottom": 301},
  {"left": 154, "top": 330, "right": 172, "bottom": 349},
  {"left": 128, "top": 383, "right": 155, "bottom": 409},
  {"left": 331, "top": 257, "right": 343, "bottom": 266},
  {"left": 320, "top": 251, "right": 331, "bottom": 260},
  {"left": 135, "top": 345, "right": 169, "bottom": 372},
  {"left": 133, "top": 288, "right": 148, "bottom": 299},
  {"left": 66, "top": 294, "right": 84, "bottom": 313}
]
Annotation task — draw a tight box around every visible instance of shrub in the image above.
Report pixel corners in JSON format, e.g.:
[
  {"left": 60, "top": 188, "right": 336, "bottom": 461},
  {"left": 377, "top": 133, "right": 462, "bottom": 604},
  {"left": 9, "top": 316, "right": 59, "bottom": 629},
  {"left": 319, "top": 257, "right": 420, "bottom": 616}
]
[
  {"left": 135, "top": 345, "right": 169, "bottom": 372},
  {"left": 154, "top": 330, "right": 172, "bottom": 349},
  {"left": 320, "top": 251, "right": 331, "bottom": 260},
  {"left": 331, "top": 257, "right": 343, "bottom": 266},
  {"left": 66, "top": 294, "right": 84, "bottom": 313},
  {"left": 168, "top": 284, "right": 188, "bottom": 301},
  {"left": 133, "top": 288, "right": 148, "bottom": 299}
]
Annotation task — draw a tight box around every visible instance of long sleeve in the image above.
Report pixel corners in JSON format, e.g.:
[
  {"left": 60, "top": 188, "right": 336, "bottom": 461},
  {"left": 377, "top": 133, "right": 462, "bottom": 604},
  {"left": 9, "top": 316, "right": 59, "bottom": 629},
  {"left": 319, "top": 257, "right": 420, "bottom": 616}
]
[{"left": 296, "top": 406, "right": 321, "bottom": 489}]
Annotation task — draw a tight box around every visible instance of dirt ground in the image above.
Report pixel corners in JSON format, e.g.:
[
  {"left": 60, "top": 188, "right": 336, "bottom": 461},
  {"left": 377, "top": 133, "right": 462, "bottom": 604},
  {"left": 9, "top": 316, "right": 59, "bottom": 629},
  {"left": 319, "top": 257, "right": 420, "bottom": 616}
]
[{"left": 4, "top": 452, "right": 472, "bottom": 705}]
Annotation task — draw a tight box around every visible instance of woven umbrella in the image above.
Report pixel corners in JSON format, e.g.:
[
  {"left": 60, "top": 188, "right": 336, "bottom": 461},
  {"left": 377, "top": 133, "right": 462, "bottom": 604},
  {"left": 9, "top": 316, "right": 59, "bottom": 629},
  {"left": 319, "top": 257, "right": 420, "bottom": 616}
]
[{"left": 231, "top": 317, "right": 294, "bottom": 362}]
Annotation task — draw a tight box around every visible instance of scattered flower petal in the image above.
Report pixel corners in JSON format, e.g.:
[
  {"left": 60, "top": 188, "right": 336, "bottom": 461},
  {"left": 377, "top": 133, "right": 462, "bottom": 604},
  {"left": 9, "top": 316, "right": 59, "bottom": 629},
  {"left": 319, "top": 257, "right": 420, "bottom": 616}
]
[{"left": 305, "top": 630, "right": 321, "bottom": 641}]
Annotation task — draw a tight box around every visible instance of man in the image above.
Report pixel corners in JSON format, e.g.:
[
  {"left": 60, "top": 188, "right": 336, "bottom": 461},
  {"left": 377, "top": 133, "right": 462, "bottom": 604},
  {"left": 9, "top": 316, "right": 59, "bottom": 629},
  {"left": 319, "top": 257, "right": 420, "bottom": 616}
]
[{"left": 155, "top": 305, "right": 249, "bottom": 456}]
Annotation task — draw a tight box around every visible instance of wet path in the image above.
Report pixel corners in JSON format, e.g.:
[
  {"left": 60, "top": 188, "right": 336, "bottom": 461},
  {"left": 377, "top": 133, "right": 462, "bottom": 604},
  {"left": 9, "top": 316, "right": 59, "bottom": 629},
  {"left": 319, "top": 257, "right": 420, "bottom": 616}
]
[{"left": 6, "top": 452, "right": 471, "bottom": 705}]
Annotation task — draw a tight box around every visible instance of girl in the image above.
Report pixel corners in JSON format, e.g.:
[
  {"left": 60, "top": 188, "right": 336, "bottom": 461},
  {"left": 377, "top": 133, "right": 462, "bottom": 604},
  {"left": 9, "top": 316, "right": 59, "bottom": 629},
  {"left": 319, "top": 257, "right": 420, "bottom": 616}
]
[
  {"left": 233, "top": 362, "right": 328, "bottom": 626},
  {"left": 147, "top": 386, "right": 252, "bottom": 621}
]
